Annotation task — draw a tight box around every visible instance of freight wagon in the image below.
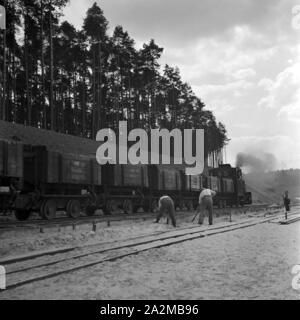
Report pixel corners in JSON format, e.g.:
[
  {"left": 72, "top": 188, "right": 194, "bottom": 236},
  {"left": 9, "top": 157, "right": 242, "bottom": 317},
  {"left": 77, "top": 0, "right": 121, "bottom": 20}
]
[
  {"left": 101, "top": 163, "right": 150, "bottom": 214},
  {"left": 101, "top": 164, "right": 203, "bottom": 214},
  {"left": 0, "top": 120, "right": 251, "bottom": 220},
  {"left": 13, "top": 145, "right": 102, "bottom": 220},
  {"left": 207, "top": 176, "right": 221, "bottom": 193},
  {"left": 1, "top": 143, "right": 204, "bottom": 220},
  {"left": 148, "top": 165, "right": 181, "bottom": 211},
  {"left": 148, "top": 165, "right": 196, "bottom": 212},
  {"left": 183, "top": 173, "right": 203, "bottom": 210},
  {"left": 0, "top": 140, "right": 23, "bottom": 212},
  {"left": 0, "top": 142, "right": 250, "bottom": 220}
]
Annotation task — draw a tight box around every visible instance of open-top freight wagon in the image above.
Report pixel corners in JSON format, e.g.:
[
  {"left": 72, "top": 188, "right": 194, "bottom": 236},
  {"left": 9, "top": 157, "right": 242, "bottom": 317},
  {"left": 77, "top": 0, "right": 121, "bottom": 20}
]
[
  {"left": 13, "top": 145, "right": 102, "bottom": 220},
  {"left": 101, "top": 163, "right": 201, "bottom": 214},
  {"left": 1, "top": 143, "right": 203, "bottom": 220},
  {"left": 148, "top": 165, "right": 201, "bottom": 212},
  {"left": 0, "top": 120, "right": 251, "bottom": 220},
  {"left": 0, "top": 140, "right": 23, "bottom": 212},
  {"left": 0, "top": 120, "right": 205, "bottom": 220},
  {"left": 101, "top": 163, "right": 149, "bottom": 214}
]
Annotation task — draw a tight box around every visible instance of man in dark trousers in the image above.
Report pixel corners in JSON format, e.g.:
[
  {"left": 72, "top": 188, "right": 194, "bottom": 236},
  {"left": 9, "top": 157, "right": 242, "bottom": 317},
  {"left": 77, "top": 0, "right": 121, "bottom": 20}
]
[
  {"left": 198, "top": 188, "right": 217, "bottom": 225},
  {"left": 283, "top": 190, "right": 291, "bottom": 220},
  {"left": 155, "top": 195, "right": 177, "bottom": 227}
]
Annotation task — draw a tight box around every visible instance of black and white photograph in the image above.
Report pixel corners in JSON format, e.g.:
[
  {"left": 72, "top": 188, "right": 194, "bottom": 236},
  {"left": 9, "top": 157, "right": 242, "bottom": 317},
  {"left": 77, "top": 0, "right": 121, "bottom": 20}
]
[{"left": 0, "top": 0, "right": 300, "bottom": 303}]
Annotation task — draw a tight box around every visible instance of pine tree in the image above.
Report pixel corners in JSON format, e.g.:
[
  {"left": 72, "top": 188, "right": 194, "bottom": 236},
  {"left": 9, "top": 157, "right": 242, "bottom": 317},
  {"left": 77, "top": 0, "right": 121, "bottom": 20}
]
[
  {"left": 83, "top": 2, "right": 108, "bottom": 138},
  {"left": 0, "top": 0, "right": 228, "bottom": 157}
]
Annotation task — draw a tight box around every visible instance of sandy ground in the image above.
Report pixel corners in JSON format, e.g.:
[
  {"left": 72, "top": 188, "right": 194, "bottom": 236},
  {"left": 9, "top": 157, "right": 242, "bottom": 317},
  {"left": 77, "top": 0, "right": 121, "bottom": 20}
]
[
  {"left": 0, "top": 210, "right": 248, "bottom": 258},
  {"left": 0, "top": 214, "right": 299, "bottom": 300}
]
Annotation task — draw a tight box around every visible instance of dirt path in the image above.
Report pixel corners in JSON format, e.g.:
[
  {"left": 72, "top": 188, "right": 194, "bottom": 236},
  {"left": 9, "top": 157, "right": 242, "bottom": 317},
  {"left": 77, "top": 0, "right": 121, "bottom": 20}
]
[{"left": 1, "top": 220, "right": 299, "bottom": 299}]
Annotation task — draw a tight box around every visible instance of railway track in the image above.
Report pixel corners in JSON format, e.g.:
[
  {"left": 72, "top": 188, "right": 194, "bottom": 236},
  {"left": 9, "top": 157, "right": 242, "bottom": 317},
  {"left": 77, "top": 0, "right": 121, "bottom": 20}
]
[
  {"left": 0, "top": 204, "right": 275, "bottom": 231},
  {"left": 278, "top": 216, "right": 300, "bottom": 224},
  {"left": 2, "top": 208, "right": 299, "bottom": 291}
]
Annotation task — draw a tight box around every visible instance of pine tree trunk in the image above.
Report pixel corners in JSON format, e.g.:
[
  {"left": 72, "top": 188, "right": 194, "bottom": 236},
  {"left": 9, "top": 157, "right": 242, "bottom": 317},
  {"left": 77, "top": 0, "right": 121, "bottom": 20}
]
[
  {"left": 2, "top": 0, "right": 7, "bottom": 121},
  {"left": 13, "top": 44, "right": 17, "bottom": 122},
  {"left": 24, "top": 9, "right": 31, "bottom": 126},
  {"left": 41, "top": 0, "right": 46, "bottom": 128},
  {"left": 49, "top": 1, "right": 54, "bottom": 130},
  {"left": 98, "top": 41, "right": 102, "bottom": 129},
  {"left": 82, "top": 74, "right": 86, "bottom": 136},
  {"left": 73, "top": 71, "right": 77, "bottom": 135},
  {"left": 92, "top": 44, "right": 96, "bottom": 138}
]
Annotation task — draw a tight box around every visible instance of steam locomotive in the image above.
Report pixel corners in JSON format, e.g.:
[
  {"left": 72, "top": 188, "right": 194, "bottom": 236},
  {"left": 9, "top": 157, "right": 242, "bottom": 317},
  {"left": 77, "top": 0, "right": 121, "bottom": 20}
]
[
  {"left": 208, "top": 164, "right": 252, "bottom": 207},
  {"left": 0, "top": 120, "right": 251, "bottom": 220}
]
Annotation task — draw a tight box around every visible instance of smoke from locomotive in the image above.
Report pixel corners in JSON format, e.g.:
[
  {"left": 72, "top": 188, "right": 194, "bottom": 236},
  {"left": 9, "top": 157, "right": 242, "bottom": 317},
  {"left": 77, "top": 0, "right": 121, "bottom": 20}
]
[{"left": 236, "top": 152, "right": 277, "bottom": 173}]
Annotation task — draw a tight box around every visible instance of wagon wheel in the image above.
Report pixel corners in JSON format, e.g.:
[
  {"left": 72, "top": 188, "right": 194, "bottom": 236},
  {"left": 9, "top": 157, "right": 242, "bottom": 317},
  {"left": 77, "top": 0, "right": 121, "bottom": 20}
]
[
  {"left": 104, "top": 200, "right": 118, "bottom": 215},
  {"left": 104, "top": 200, "right": 112, "bottom": 215},
  {"left": 142, "top": 200, "right": 151, "bottom": 213},
  {"left": 15, "top": 209, "right": 31, "bottom": 221},
  {"left": 123, "top": 199, "right": 133, "bottom": 214},
  {"left": 41, "top": 200, "right": 57, "bottom": 220},
  {"left": 151, "top": 199, "right": 158, "bottom": 213},
  {"left": 85, "top": 205, "right": 97, "bottom": 216},
  {"left": 180, "top": 200, "right": 185, "bottom": 210},
  {"left": 175, "top": 201, "right": 183, "bottom": 211},
  {"left": 66, "top": 200, "right": 81, "bottom": 219},
  {"left": 187, "top": 200, "right": 194, "bottom": 211},
  {"left": 133, "top": 205, "right": 140, "bottom": 213},
  {"left": 110, "top": 200, "right": 118, "bottom": 214},
  {"left": 193, "top": 202, "right": 199, "bottom": 210},
  {"left": 39, "top": 200, "right": 45, "bottom": 218},
  {"left": 142, "top": 205, "right": 149, "bottom": 213}
]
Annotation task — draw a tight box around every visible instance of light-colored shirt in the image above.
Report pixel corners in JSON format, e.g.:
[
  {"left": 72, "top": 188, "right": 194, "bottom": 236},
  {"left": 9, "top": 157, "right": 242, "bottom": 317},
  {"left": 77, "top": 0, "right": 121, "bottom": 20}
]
[
  {"left": 199, "top": 189, "right": 216, "bottom": 203},
  {"left": 158, "top": 195, "right": 174, "bottom": 208}
]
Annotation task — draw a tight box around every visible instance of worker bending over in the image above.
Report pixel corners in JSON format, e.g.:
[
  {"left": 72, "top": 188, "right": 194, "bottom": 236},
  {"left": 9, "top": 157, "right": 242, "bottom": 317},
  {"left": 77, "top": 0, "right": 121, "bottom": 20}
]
[
  {"left": 155, "top": 195, "right": 177, "bottom": 227},
  {"left": 198, "top": 188, "right": 217, "bottom": 225}
]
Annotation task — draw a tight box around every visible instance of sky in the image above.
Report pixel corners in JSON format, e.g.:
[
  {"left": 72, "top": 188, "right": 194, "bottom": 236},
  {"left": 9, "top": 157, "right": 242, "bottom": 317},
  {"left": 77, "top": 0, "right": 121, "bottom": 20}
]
[{"left": 62, "top": 0, "right": 300, "bottom": 169}]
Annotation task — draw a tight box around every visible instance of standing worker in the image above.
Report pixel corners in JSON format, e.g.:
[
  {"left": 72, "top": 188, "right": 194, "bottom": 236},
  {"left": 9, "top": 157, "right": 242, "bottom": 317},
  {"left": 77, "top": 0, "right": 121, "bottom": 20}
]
[
  {"left": 283, "top": 190, "right": 291, "bottom": 220},
  {"left": 155, "top": 195, "right": 177, "bottom": 227},
  {"left": 198, "top": 188, "right": 217, "bottom": 225}
]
